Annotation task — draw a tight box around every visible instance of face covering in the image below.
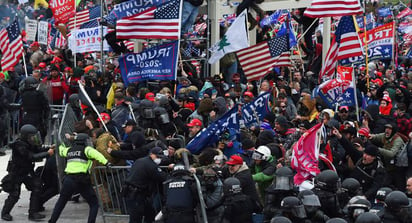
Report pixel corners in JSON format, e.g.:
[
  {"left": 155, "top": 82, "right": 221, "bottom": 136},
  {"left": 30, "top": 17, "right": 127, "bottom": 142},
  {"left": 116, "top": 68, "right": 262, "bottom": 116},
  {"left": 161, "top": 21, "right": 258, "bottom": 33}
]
[{"left": 154, "top": 158, "right": 161, "bottom": 165}]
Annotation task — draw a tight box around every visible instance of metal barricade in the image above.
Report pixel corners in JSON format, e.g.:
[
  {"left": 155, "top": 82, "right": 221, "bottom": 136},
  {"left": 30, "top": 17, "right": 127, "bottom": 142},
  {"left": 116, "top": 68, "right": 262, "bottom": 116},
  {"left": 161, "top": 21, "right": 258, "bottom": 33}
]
[{"left": 92, "top": 166, "right": 131, "bottom": 223}]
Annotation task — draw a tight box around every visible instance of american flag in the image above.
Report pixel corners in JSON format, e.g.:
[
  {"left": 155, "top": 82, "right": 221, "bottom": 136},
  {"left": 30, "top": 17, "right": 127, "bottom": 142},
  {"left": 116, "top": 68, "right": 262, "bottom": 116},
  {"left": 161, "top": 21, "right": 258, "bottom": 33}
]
[
  {"left": 0, "top": 19, "right": 23, "bottom": 71},
  {"left": 116, "top": 0, "right": 181, "bottom": 40},
  {"left": 319, "top": 16, "right": 363, "bottom": 81},
  {"left": 48, "top": 27, "right": 67, "bottom": 52},
  {"left": 124, "top": 40, "right": 134, "bottom": 51},
  {"left": 68, "top": 6, "right": 101, "bottom": 31},
  {"left": 304, "top": 0, "right": 363, "bottom": 18},
  {"left": 237, "top": 35, "right": 291, "bottom": 81}
]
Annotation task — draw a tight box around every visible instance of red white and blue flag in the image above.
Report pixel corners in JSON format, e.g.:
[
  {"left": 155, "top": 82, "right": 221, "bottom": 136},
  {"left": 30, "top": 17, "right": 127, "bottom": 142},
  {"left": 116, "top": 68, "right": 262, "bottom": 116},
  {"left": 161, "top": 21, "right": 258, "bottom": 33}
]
[
  {"left": 291, "top": 123, "right": 325, "bottom": 185},
  {"left": 304, "top": 0, "right": 363, "bottom": 18},
  {"left": 319, "top": 16, "right": 363, "bottom": 81},
  {"left": 68, "top": 6, "right": 101, "bottom": 31},
  {"left": 0, "top": 19, "right": 23, "bottom": 71},
  {"left": 116, "top": 0, "right": 182, "bottom": 40}
]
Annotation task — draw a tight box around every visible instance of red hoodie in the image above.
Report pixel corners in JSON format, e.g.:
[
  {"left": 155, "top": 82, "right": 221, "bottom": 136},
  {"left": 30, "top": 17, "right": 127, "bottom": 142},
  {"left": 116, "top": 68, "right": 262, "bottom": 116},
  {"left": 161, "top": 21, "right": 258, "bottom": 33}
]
[{"left": 43, "top": 74, "right": 69, "bottom": 103}]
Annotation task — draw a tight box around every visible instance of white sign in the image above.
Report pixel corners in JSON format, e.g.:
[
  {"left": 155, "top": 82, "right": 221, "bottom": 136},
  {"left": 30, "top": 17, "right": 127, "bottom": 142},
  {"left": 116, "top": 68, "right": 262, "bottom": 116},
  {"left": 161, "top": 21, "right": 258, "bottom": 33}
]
[
  {"left": 25, "top": 19, "right": 38, "bottom": 41},
  {"left": 68, "top": 26, "right": 109, "bottom": 53},
  {"left": 37, "top": 21, "right": 49, "bottom": 45}
]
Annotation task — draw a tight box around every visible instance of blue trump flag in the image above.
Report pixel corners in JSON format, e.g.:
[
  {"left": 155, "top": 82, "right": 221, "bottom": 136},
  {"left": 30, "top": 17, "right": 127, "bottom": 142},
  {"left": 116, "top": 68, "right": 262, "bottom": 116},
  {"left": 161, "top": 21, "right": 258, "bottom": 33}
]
[
  {"left": 186, "top": 107, "right": 240, "bottom": 155},
  {"left": 276, "top": 13, "right": 297, "bottom": 47},
  {"left": 314, "top": 78, "right": 356, "bottom": 108},
  {"left": 241, "top": 92, "right": 271, "bottom": 127},
  {"left": 378, "top": 7, "right": 392, "bottom": 17},
  {"left": 260, "top": 10, "right": 281, "bottom": 27},
  {"left": 106, "top": 0, "right": 169, "bottom": 25},
  {"left": 119, "top": 40, "right": 179, "bottom": 86}
]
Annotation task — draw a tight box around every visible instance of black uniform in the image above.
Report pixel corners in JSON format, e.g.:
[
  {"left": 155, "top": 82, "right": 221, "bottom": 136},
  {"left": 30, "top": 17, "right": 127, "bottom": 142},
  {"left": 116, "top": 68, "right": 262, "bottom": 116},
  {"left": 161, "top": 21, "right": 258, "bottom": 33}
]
[
  {"left": 162, "top": 167, "right": 197, "bottom": 223},
  {"left": 123, "top": 156, "right": 167, "bottom": 223},
  {"left": 21, "top": 88, "right": 50, "bottom": 139},
  {"left": 1, "top": 138, "right": 51, "bottom": 220}
]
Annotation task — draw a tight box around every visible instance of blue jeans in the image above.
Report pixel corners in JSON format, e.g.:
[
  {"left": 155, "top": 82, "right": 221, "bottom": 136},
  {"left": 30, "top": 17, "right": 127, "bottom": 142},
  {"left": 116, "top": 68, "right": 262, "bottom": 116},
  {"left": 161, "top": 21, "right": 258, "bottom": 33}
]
[
  {"left": 48, "top": 175, "right": 99, "bottom": 223},
  {"left": 181, "top": 1, "right": 199, "bottom": 34}
]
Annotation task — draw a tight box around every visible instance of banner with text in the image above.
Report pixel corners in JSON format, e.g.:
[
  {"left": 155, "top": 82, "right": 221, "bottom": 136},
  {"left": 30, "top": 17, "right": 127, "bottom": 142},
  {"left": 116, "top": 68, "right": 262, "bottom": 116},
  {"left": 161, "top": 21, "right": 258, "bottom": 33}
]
[
  {"left": 38, "top": 21, "right": 49, "bottom": 45},
  {"left": 50, "top": 0, "right": 76, "bottom": 25},
  {"left": 106, "top": 0, "right": 169, "bottom": 24},
  {"left": 25, "top": 19, "right": 38, "bottom": 41},
  {"left": 68, "top": 26, "right": 109, "bottom": 53},
  {"left": 119, "top": 40, "right": 179, "bottom": 85},
  {"left": 341, "top": 22, "right": 394, "bottom": 65},
  {"left": 241, "top": 92, "right": 271, "bottom": 127}
]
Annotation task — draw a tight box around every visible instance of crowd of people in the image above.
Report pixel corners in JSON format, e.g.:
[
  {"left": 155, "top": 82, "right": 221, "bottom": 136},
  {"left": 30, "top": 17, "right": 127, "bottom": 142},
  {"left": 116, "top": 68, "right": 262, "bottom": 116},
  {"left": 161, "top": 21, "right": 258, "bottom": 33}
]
[{"left": 0, "top": 0, "right": 412, "bottom": 223}]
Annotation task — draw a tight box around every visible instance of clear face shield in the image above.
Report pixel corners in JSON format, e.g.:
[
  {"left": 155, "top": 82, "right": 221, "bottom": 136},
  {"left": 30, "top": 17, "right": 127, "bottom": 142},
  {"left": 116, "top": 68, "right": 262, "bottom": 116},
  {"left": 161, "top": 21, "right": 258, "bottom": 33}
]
[
  {"left": 352, "top": 208, "right": 366, "bottom": 219},
  {"left": 302, "top": 194, "right": 321, "bottom": 207},
  {"left": 252, "top": 151, "right": 264, "bottom": 160},
  {"left": 275, "top": 176, "right": 294, "bottom": 190},
  {"left": 28, "top": 131, "right": 42, "bottom": 146},
  {"left": 292, "top": 204, "right": 307, "bottom": 219}
]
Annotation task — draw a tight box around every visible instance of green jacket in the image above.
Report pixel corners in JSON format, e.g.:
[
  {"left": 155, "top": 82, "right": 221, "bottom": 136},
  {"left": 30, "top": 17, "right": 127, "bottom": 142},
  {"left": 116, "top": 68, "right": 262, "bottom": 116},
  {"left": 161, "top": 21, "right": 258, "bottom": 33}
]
[
  {"left": 370, "top": 133, "right": 404, "bottom": 168},
  {"left": 252, "top": 156, "right": 276, "bottom": 198},
  {"left": 59, "top": 144, "right": 108, "bottom": 174}
]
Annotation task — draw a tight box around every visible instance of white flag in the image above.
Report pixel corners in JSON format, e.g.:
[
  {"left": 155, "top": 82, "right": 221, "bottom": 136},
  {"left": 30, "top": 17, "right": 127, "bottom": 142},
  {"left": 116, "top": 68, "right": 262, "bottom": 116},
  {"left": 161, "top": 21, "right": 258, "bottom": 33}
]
[{"left": 208, "top": 10, "right": 249, "bottom": 64}]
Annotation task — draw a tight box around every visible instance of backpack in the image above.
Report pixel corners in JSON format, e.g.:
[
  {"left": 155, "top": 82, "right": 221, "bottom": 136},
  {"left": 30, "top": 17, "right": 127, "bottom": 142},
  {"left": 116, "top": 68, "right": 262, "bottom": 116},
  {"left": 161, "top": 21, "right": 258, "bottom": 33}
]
[{"left": 395, "top": 135, "right": 409, "bottom": 167}]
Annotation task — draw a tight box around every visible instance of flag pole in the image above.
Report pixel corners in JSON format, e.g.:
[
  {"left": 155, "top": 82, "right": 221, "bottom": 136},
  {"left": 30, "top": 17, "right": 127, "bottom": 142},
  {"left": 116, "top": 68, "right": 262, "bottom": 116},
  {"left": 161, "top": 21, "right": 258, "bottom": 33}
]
[
  {"left": 352, "top": 65, "right": 360, "bottom": 122},
  {"left": 73, "top": 0, "right": 77, "bottom": 68},
  {"left": 22, "top": 52, "right": 28, "bottom": 77},
  {"left": 362, "top": 1, "right": 370, "bottom": 92},
  {"left": 100, "top": 0, "right": 104, "bottom": 73}
]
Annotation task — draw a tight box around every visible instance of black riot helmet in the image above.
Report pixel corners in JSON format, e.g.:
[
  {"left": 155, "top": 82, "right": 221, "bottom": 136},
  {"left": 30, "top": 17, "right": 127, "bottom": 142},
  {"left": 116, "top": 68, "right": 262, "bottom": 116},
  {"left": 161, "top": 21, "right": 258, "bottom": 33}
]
[
  {"left": 171, "top": 164, "right": 190, "bottom": 177},
  {"left": 20, "top": 124, "right": 42, "bottom": 146},
  {"left": 347, "top": 196, "right": 371, "bottom": 219},
  {"left": 281, "top": 196, "right": 307, "bottom": 219},
  {"left": 273, "top": 166, "right": 294, "bottom": 190},
  {"left": 326, "top": 218, "right": 348, "bottom": 223},
  {"left": 139, "top": 99, "right": 155, "bottom": 119},
  {"left": 270, "top": 216, "right": 292, "bottom": 223},
  {"left": 24, "top": 76, "right": 39, "bottom": 90},
  {"left": 384, "top": 191, "right": 411, "bottom": 212},
  {"left": 223, "top": 177, "right": 242, "bottom": 196},
  {"left": 315, "top": 170, "right": 340, "bottom": 192},
  {"left": 375, "top": 187, "right": 393, "bottom": 202},
  {"left": 354, "top": 212, "right": 381, "bottom": 223},
  {"left": 154, "top": 106, "right": 170, "bottom": 124},
  {"left": 342, "top": 178, "right": 361, "bottom": 196}
]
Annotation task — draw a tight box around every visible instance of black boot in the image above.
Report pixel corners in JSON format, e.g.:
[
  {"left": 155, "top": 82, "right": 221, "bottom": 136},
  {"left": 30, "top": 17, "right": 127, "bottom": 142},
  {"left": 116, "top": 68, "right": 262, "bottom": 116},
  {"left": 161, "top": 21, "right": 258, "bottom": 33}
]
[
  {"left": 1, "top": 213, "right": 12, "bottom": 221},
  {"left": 28, "top": 212, "right": 46, "bottom": 221}
]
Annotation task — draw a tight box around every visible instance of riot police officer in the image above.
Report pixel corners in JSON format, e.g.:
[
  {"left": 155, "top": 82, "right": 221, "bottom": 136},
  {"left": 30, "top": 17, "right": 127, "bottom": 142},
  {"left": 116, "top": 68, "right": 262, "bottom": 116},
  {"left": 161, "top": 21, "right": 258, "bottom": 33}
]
[
  {"left": 264, "top": 166, "right": 297, "bottom": 221},
  {"left": 344, "top": 196, "right": 371, "bottom": 223},
  {"left": 280, "top": 196, "right": 308, "bottom": 223},
  {"left": 222, "top": 177, "right": 254, "bottom": 223},
  {"left": 1, "top": 124, "right": 54, "bottom": 221},
  {"left": 270, "top": 216, "right": 292, "bottom": 223},
  {"left": 137, "top": 99, "right": 157, "bottom": 129},
  {"left": 21, "top": 77, "right": 50, "bottom": 141},
  {"left": 379, "top": 191, "right": 412, "bottom": 223},
  {"left": 299, "top": 189, "right": 330, "bottom": 223},
  {"left": 339, "top": 178, "right": 362, "bottom": 209},
  {"left": 313, "top": 170, "right": 343, "bottom": 218},
  {"left": 370, "top": 187, "right": 393, "bottom": 214},
  {"left": 48, "top": 133, "right": 110, "bottom": 223},
  {"left": 163, "top": 164, "right": 197, "bottom": 223}
]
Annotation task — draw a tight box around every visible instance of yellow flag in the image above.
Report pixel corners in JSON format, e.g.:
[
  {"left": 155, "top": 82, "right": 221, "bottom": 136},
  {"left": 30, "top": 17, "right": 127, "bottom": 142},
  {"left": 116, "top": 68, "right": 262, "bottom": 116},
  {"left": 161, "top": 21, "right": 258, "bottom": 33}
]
[
  {"left": 34, "top": 0, "right": 49, "bottom": 9},
  {"left": 106, "top": 83, "right": 116, "bottom": 110}
]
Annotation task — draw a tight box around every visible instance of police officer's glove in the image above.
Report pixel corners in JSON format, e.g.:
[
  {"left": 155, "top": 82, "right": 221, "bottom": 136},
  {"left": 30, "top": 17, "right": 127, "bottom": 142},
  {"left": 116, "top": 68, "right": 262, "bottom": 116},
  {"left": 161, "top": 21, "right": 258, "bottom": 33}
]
[{"left": 105, "top": 162, "right": 113, "bottom": 170}]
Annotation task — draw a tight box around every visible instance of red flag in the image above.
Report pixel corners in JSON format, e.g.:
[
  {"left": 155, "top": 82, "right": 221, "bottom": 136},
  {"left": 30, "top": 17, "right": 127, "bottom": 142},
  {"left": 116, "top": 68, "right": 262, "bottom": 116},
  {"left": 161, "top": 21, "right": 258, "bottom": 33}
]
[
  {"left": 291, "top": 123, "right": 325, "bottom": 185},
  {"left": 0, "top": 20, "right": 23, "bottom": 71},
  {"left": 397, "top": 7, "right": 412, "bottom": 19},
  {"left": 49, "top": 0, "right": 76, "bottom": 25},
  {"left": 319, "top": 16, "right": 363, "bottom": 81},
  {"left": 116, "top": 0, "right": 181, "bottom": 40},
  {"left": 304, "top": 0, "right": 363, "bottom": 18},
  {"left": 237, "top": 35, "right": 291, "bottom": 81}
]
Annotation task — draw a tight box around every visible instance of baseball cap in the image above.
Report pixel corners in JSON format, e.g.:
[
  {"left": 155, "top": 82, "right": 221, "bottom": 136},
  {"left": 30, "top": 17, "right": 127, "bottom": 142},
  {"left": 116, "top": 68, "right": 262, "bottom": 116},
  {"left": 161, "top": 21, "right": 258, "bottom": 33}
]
[
  {"left": 339, "top": 106, "right": 349, "bottom": 112},
  {"left": 38, "top": 62, "right": 47, "bottom": 68},
  {"left": 97, "top": 113, "right": 110, "bottom": 122},
  {"left": 150, "top": 147, "right": 165, "bottom": 157},
  {"left": 244, "top": 91, "right": 254, "bottom": 98},
  {"left": 145, "top": 92, "right": 155, "bottom": 102},
  {"left": 122, "top": 119, "right": 137, "bottom": 128},
  {"left": 30, "top": 41, "right": 39, "bottom": 48},
  {"left": 187, "top": 118, "right": 202, "bottom": 127},
  {"left": 358, "top": 128, "right": 370, "bottom": 138},
  {"left": 226, "top": 155, "right": 243, "bottom": 165}
]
